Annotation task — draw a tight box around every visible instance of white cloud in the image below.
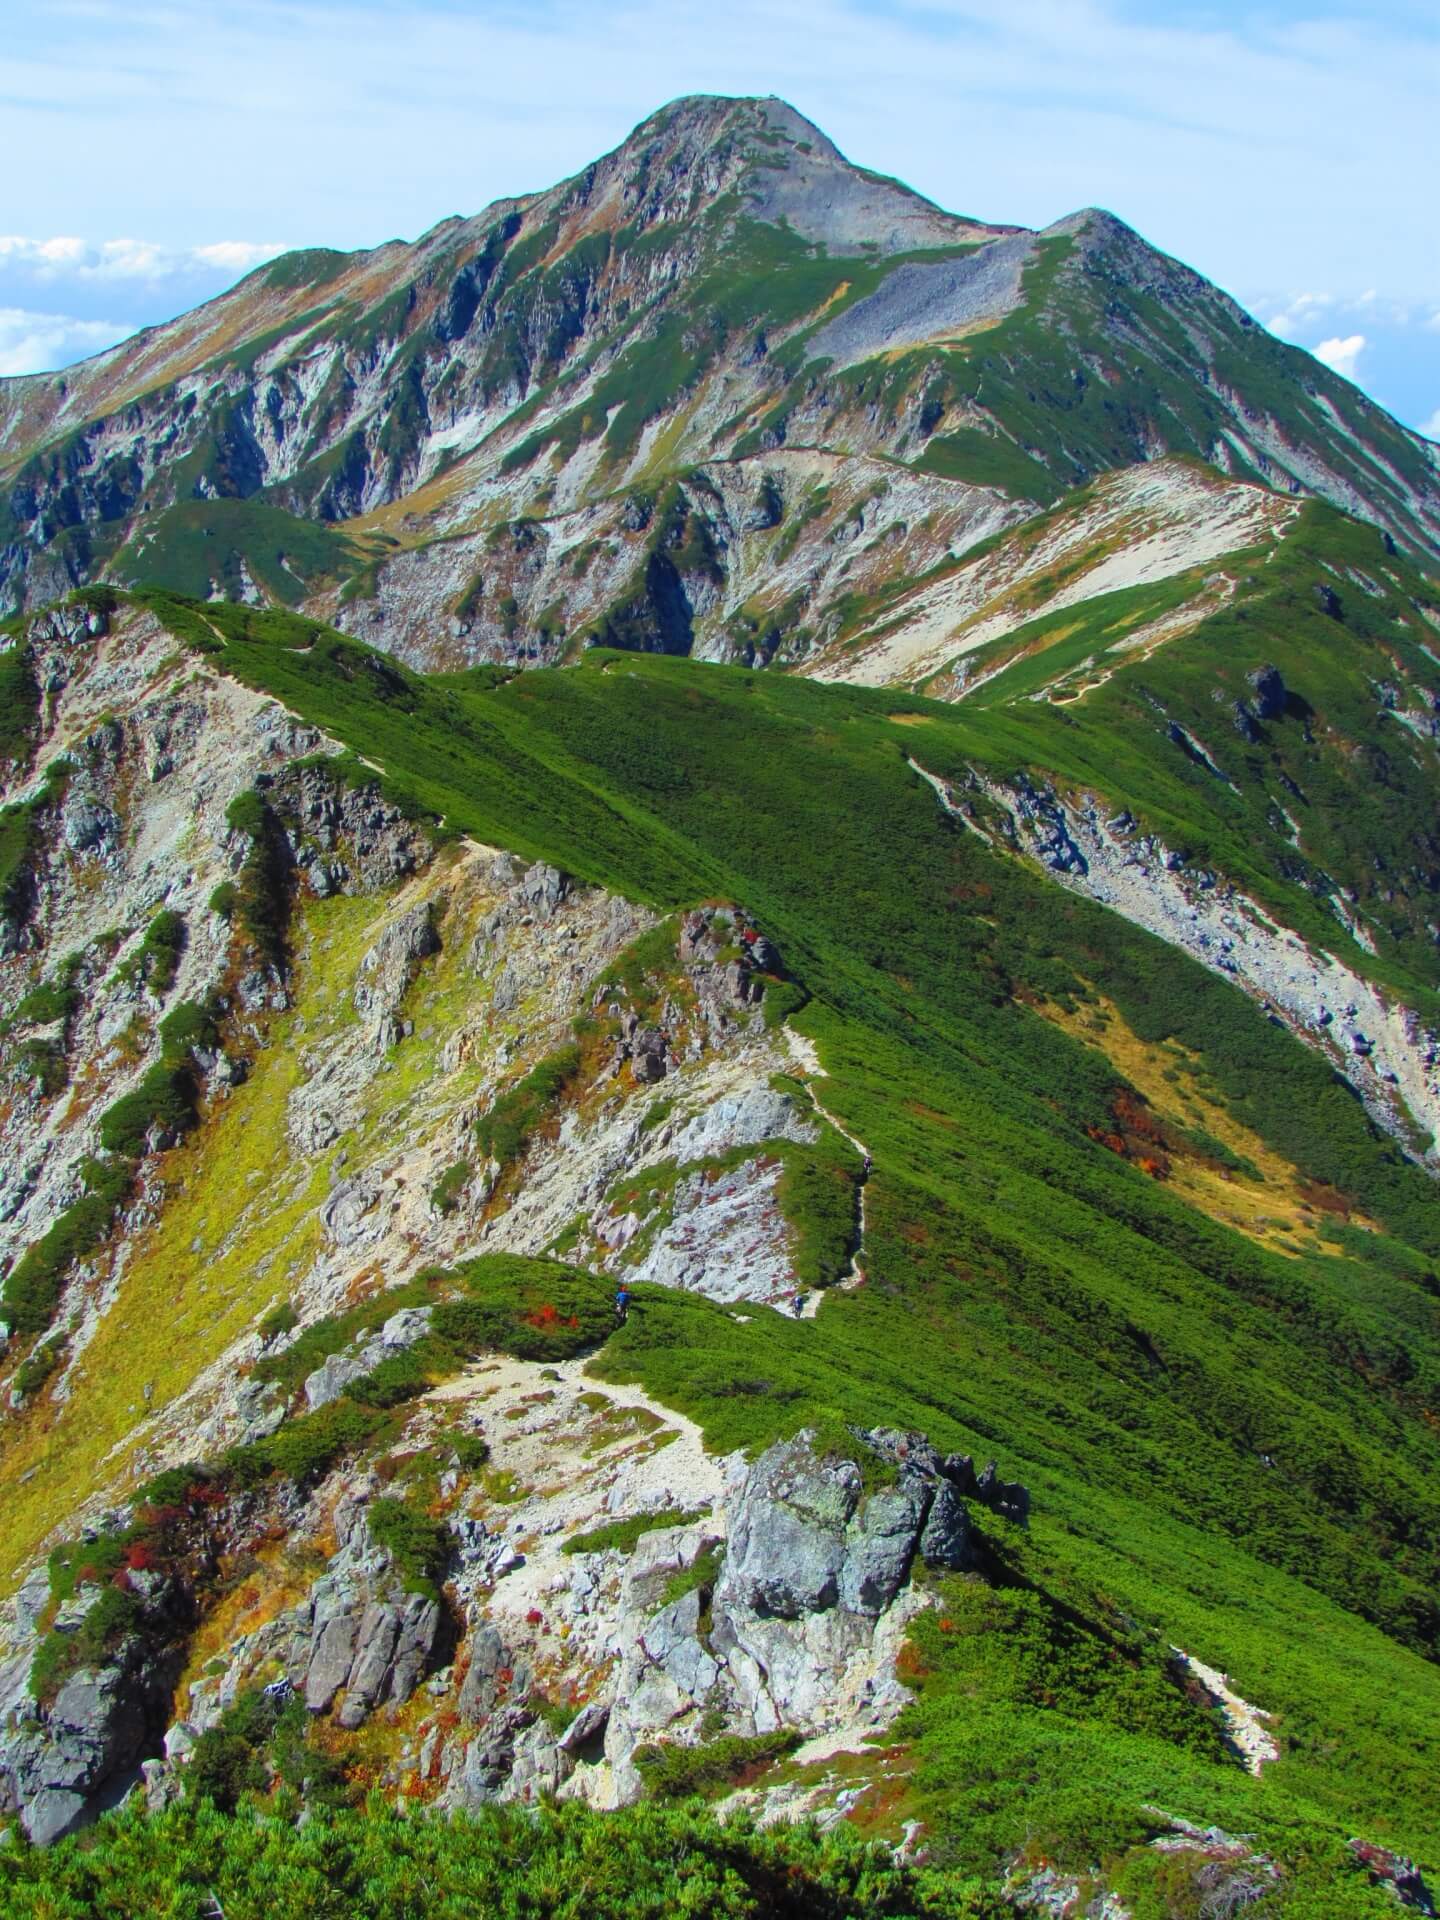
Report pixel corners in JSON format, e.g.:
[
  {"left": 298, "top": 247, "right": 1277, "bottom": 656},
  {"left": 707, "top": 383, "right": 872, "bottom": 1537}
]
[
  {"left": 0, "top": 306, "right": 133, "bottom": 377},
  {"left": 1263, "top": 291, "right": 1332, "bottom": 340},
  {"left": 1312, "top": 334, "right": 1367, "bottom": 381},
  {"left": 0, "top": 234, "right": 287, "bottom": 283},
  {"left": 192, "top": 240, "right": 288, "bottom": 273},
  {"left": 1420, "top": 409, "right": 1440, "bottom": 441}
]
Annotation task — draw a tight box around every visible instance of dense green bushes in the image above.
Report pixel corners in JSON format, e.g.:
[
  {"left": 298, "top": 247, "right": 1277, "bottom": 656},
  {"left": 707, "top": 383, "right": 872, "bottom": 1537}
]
[
  {"left": 0, "top": 1156, "right": 132, "bottom": 1335},
  {"left": 475, "top": 1043, "right": 581, "bottom": 1169},
  {"left": 0, "top": 638, "right": 39, "bottom": 767},
  {"left": 365, "top": 1496, "right": 449, "bottom": 1597},
  {"left": 563, "top": 1507, "right": 706, "bottom": 1556},
  {"left": 28, "top": 1584, "right": 139, "bottom": 1703},
  {"left": 634, "top": 1729, "right": 801, "bottom": 1801},
  {"left": 0, "top": 1797, "right": 988, "bottom": 1919},
  {"left": 429, "top": 1157, "right": 470, "bottom": 1214},
  {"left": 119, "top": 908, "right": 186, "bottom": 996},
  {"left": 430, "top": 1253, "right": 615, "bottom": 1360},
  {"left": 12, "top": 951, "right": 83, "bottom": 1027},
  {"left": 224, "top": 786, "right": 291, "bottom": 966},
  {"left": 97, "top": 1059, "right": 197, "bottom": 1155}
]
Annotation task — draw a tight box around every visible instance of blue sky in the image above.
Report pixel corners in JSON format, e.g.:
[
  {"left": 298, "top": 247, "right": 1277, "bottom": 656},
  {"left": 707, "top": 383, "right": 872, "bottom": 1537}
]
[{"left": 4, "top": 0, "right": 1437, "bottom": 435}]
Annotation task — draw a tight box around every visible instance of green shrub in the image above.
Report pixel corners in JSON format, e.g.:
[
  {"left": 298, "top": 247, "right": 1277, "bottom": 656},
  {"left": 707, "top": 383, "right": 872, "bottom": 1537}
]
[
  {"left": 449, "top": 1430, "right": 491, "bottom": 1471},
  {"left": 429, "top": 1158, "right": 471, "bottom": 1215},
  {"left": 258, "top": 1301, "right": 298, "bottom": 1343},
  {"left": 11, "top": 1334, "right": 66, "bottom": 1400},
  {"left": 223, "top": 789, "right": 290, "bottom": 966},
  {"left": 226, "top": 1398, "right": 387, "bottom": 1488},
  {"left": 30, "top": 1584, "right": 141, "bottom": 1703},
  {"left": 475, "top": 1044, "right": 580, "bottom": 1170},
  {"left": 634, "top": 1728, "right": 801, "bottom": 1801},
  {"left": 564, "top": 1507, "right": 706, "bottom": 1556},
  {"left": 12, "top": 954, "right": 83, "bottom": 1027},
  {"left": 208, "top": 880, "right": 238, "bottom": 921},
  {"left": 430, "top": 1253, "right": 614, "bottom": 1361},
  {"left": 0, "top": 639, "right": 39, "bottom": 767},
  {"left": 157, "top": 997, "right": 219, "bottom": 1060},
  {"left": 97, "top": 1059, "right": 197, "bottom": 1156},
  {"left": 225, "top": 790, "right": 268, "bottom": 837},
  {"left": 366, "top": 1496, "right": 449, "bottom": 1597},
  {"left": 1, "top": 1156, "right": 132, "bottom": 1335},
  {"left": 185, "top": 1730, "right": 266, "bottom": 1812},
  {"left": 131, "top": 1463, "right": 212, "bottom": 1511},
  {"left": 349, "top": 1343, "right": 435, "bottom": 1408},
  {"left": 130, "top": 909, "right": 186, "bottom": 997},
  {"left": 0, "top": 1794, "right": 976, "bottom": 1917},
  {"left": 249, "top": 1277, "right": 433, "bottom": 1395},
  {"left": 658, "top": 1546, "right": 722, "bottom": 1612},
  {"left": 10, "top": 1036, "right": 67, "bottom": 1095}
]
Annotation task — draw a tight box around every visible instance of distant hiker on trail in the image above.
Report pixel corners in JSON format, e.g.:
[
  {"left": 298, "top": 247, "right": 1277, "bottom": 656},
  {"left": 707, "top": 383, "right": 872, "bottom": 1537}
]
[
  {"left": 791, "top": 1290, "right": 806, "bottom": 1318},
  {"left": 614, "top": 1286, "right": 631, "bottom": 1323}
]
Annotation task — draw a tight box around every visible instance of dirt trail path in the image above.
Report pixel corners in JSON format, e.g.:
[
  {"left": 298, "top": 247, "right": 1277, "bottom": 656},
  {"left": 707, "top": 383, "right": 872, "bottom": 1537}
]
[{"left": 785, "top": 1030, "right": 872, "bottom": 1313}]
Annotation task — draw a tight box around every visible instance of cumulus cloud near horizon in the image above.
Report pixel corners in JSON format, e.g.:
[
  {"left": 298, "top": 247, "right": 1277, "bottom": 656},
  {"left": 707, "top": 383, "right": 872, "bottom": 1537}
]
[
  {"left": 0, "top": 235, "right": 288, "bottom": 283},
  {"left": 1313, "top": 334, "right": 1367, "bottom": 382},
  {"left": 0, "top": 307, "right": 135, "bottom": 378}
]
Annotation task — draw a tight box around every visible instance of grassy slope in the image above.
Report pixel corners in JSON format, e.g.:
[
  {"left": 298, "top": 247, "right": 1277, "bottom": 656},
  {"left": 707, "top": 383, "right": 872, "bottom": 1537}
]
[
  {"left": 925, "top": 504, "right": 1440, "bottom": 1007},
  {"left": 112, "top": 593, "right": 1440, "bottom": 1897}
]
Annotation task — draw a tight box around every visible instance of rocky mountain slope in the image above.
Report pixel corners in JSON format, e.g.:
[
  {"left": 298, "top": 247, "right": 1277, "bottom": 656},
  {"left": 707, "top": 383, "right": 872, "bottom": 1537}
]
[
  {"left": 2, "top": 94, "right": 1437, "bottom": 636},
  {"left": 0, "top": 93, "right": 1437, "bottom": 1920}
]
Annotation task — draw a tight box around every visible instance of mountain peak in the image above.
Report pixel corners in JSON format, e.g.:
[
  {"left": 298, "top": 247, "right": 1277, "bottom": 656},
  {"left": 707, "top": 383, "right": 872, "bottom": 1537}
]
[{"left": 542, "top": 91, "right": 1008, "bottom": 255}]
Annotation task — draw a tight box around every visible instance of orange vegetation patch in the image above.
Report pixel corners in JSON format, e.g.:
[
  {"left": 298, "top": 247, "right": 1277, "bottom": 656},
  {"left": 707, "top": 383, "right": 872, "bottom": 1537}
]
[{"left": 1044, "top": 992, "right": 1374, "bottom": 1256}]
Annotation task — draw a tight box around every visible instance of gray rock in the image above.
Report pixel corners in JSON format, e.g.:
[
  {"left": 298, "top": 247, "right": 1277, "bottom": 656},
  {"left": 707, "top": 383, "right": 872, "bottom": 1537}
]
[
  {"left": 838, "top": 1478, "right": 929, "bottom": 1615},
  {"left": 1, "top": 1640, "right": 165, "bottom": 1847},
  {"left": 558, "top": 1700, "right": 609, "bottom": 1753},
  {"left": 354, "top": 902, "right": 441, "bottom": 1045},
  {"left": 516, "top": 864, "right": 569, "bottom": 920},
  {"left": 919, "top": 1479, "right": 973, "bottom": 1571},
  {"left": 303, "top": 1352, "right": 370, "bottom": 1412},
  {"left": 458, "top": 1623, "right": 510, "bottom": 1724},
  {"left": 1247, "top": 663, "right": 1287, "bottom": 719},
  {"left": 60, "top": 796, "right": 118, "bottom": 855},
  {"left": 304, "top": 1594, "right": 361, "bottom": 1713},
  {"left": 723, "top": 1437, "right": 859, "bottom": 1618},
  {"left": 387, "top": 1594, "right": 442, "bottom": 1706},
  {"left": 336, "top": 1602, "right": 400, "bottom": 1728}
]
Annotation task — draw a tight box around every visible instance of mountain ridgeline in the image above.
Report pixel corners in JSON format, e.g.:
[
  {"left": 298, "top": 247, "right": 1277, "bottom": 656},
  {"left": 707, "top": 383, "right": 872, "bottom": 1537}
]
[{"left": 0, "top": 96, "right": 1438, "bottom": 1919}]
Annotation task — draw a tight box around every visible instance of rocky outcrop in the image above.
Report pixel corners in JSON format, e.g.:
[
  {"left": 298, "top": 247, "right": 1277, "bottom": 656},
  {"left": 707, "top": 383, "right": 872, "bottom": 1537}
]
[
  {"left": 0, "top": 1565, "right": 191, "bottom": 1847},
  {"left": 353, "top": 902, "right": 441, "bottom": 1050},
  {"left": 924, "top": 763, "right": 1440, "bottom": 1165},
  {"left": 1349, "top": 1840, "right": 1436, "bottom": 1916},
  {"left": 271, "top": 761, "right": 433, "bottom": 897},
  {"left": 588, "top": 1427, "right": 1022, "bottom": 1803},
  {"left": 181, "top": 1489, "right": 446, "bottom": 1740},
  {"left": 303, "top": 1307, "right": 433, "bottom": 1412}
]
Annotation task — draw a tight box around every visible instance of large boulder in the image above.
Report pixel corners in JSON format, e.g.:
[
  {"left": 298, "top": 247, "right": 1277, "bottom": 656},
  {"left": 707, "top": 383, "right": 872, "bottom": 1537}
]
[{"left": 0, "top": 1627, "right": 178, "bottom": 1847}]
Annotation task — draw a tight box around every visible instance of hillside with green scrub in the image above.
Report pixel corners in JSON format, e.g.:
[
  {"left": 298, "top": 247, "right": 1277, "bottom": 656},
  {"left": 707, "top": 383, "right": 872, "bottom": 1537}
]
[{"left": 19, "top": 585, "right": 1422, "bottom": 1907}]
